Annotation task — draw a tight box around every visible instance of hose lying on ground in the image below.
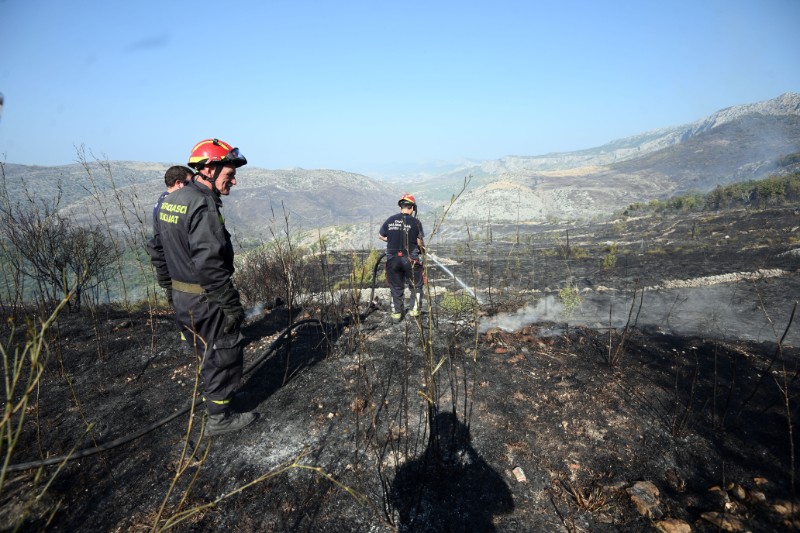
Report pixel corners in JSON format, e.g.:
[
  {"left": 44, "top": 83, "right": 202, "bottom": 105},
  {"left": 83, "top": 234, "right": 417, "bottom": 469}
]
[
  {"left": 367, "top": 252, "right": 387, "bottom": 310},
  {"left": 5, "top": 318, "right": 323, "bottom": 473},
  {"left": 9, "top": 250, "right": 392, "bottom": 473}
]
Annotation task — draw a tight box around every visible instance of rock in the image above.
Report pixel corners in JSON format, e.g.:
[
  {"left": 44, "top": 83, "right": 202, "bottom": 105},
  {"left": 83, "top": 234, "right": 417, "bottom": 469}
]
[
  {"left": 112, "top": 320, "right": 133, "bottom": 331},
  {"left": 773, "top": 500, "right": 800, "bottom": 517},
  {"left": 730, "top": 483, "right": 747, "bottom": 501},
  {"left": 654, "top": 518, "right": 692, "bottom": 533},
  {"left": 700, "top": 511, "right": 747, "bottom": 532},
  {"left": 708, "top": 485, "right": 731, "bottom": 506},
  {"left": 627, "top": 480, "right": 662, "bottom": 519}
]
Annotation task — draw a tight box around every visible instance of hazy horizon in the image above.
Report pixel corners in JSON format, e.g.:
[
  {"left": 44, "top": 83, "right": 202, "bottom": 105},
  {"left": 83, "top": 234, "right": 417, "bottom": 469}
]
[{"left": 1, "top": 1, "right": 798, "bottom": 177}]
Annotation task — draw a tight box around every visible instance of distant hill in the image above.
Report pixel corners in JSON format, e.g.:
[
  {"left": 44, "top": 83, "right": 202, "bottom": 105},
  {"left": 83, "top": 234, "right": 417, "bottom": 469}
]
[
  {"left": 216, "top": 168, "right": 400, "bottom": 240},
  {"left": 2, "top": 93, "right": 799, "bottom": 244},
  {"left": 415, "top": 92, "right": 800, "bottom": 221},
  {"left": 0, "top": 162, "right": 402, "bottom": 247}
]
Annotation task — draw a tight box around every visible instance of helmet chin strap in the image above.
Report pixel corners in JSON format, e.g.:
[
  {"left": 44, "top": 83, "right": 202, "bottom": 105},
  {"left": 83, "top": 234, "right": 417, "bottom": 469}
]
[{"left": 205, "top": 165, "right": 224, "bottom": 195}]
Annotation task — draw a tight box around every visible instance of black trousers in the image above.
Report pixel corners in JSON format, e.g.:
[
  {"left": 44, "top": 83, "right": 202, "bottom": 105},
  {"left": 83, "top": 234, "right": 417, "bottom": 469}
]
[
  {"left": 173, "top": 290, "right": 244, "bottom": 415},
  {"left": 385, "top": 255, "right": 424, "bottom": 314}
]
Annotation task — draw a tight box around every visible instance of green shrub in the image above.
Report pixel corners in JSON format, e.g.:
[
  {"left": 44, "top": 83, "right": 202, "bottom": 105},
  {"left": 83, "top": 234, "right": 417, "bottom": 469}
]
[
  {"left": 570, "top": 247, "right": 590, "bottom": 259},
  {"left": 439, "top": 292, "right": 478, "bottom": 315},
  {"left": 602, "top": 243, "right": 618, "bottom": 270},
  {"left": 558, "top": 285, "right": 582, "bottom": 317},
  {"left": 646, "top": 247, "right": 668, "bottom": 256},
  {"left": 333, "top": 250, "right": 384, "bottom": 292}
]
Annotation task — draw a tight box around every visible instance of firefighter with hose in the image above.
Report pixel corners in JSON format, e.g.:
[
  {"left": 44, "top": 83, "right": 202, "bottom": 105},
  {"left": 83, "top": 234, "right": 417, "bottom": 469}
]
[
  {"left": 378, "top": 194, "right": 426, "bottom": 322},
  {"left": 148, "top": 138, "right": 257, "bottom": 437}
]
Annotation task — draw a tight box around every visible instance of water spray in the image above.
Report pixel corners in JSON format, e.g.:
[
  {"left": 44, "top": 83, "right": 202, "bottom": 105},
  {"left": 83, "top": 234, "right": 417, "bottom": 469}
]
[{"left": 426, "top": 252, "right": 483, "bottom": 304}]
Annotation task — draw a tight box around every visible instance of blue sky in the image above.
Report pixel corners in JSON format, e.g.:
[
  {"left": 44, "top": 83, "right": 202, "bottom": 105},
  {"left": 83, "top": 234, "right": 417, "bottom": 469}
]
[{"left": 1, "top": 0, "right": 798, "bottom": 177}]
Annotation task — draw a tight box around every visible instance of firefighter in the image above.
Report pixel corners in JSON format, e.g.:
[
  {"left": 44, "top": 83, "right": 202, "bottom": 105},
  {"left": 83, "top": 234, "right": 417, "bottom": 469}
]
[
  {"left": 378, "top": 194, "right": 426, "bottom": 321},
  {"left": 152, "top": 165, "right": 192, "bottom": 228},
  {"left": 152, "top": 165, "right": 193, "bottom": 352},
  {"left": 148, "top": 138, "right": 257, "bottom": 437}
]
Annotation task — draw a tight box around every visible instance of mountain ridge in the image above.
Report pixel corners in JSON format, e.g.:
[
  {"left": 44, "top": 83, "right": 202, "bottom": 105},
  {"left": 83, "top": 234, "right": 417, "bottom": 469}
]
[
  {"left": 423, "top": 91, "right": 800, "bottom": 180},
  {"left": 2, "top": 92, "right": 798, "bottom": 235},
  {"left": 415, "top": 92, "right": 800, "bottom": 221}
]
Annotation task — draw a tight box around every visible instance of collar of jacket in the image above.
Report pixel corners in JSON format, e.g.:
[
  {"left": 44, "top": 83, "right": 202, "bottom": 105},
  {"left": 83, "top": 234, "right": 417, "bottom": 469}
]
[{"left": 187, "top": 179, "right": 223, "bottom": 206}]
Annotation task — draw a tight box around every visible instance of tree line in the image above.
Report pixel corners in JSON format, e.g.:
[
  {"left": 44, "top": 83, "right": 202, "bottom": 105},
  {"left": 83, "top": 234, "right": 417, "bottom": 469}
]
[{"left": 623, "top": 170, "right": 800, "bottom": 216}]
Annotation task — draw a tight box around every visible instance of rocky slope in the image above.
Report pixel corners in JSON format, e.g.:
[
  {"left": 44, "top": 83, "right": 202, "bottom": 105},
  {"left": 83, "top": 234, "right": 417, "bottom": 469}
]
[
  {"left": 1, "top": 162, "right": 400, "bottom": 243},
  {"left": 424, "top": 92, "right": 800, "bottom": 181},
  {"left": 417, "top": 93, "right": 800, "bottom": 222},
  {"left": 2, "top": 93, "right": 798, "bottom": 239}
]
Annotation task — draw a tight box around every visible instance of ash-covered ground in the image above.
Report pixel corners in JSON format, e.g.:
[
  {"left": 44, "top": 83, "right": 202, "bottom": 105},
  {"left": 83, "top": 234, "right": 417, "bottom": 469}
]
[{"left": 2, "top": 206, "right": 800, "bottom": 532}]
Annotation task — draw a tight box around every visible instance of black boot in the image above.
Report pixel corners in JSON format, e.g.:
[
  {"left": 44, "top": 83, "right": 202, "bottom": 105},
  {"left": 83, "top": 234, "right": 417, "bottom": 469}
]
[
  {"left": 205, "top": 410, "right": 259, "bottom": 437},
  {"left": 230, "top": 389, "right": 257, "bottom": 412}
]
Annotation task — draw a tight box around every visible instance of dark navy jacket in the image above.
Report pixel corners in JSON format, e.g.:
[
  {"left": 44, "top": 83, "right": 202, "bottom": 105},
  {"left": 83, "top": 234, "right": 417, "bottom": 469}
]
[
  {"left": 379, "top": 213, "right": 424, "bottom": 259},
  {"left": 147, "top": 180, "right": 234, "bottom": 292}
]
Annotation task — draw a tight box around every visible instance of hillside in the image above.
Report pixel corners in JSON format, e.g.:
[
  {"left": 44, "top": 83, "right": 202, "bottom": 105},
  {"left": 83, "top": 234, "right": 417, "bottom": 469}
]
[
  {"left": 416, "top": 92, "right": 800, "bottom": 183},
  {"left": 2, "top": 204, "right": 798, "bottom": 532},
  {"left": 1, "top": 162, "right": 401, "bottom": 247},
  {"left": 1, "top": 93, "right": 799, "bottom": 244},
  {"left": 225, "top": 168, "right": 402, "bottom": 241},
  {"left": 416, "top": 93, "right": 800, "bottom": 221}
]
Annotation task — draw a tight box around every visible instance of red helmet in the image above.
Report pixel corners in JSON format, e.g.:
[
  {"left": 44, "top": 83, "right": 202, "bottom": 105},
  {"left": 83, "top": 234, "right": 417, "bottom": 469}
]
[
  {"left": 188, "top": 138, "right": 247, "bottom": 169},
  {"left": 398, "top": 194, "right": 416, "bottom": 207}
]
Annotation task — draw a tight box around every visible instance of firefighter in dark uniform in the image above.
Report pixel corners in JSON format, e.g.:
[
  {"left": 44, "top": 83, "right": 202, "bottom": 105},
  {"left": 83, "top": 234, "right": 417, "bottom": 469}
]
[
  {"left": 152, "top": 165, "right": 193, "bottom": 351},
  {"left": 152, "top": 165, "right": 192, "bottom": 227},
  {"left": 148, "top": 138, "right": 257, "bottom": 437},
  {"left": 378, "top": 194, "right": 425, "bottom": 321}
]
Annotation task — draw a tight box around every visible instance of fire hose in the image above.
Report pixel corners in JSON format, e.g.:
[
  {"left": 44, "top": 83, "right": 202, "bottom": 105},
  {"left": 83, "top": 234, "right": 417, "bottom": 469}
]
[
  {"left": 368, "top": 250, "right": 481, "bottom": 306},
  {"left": 5, "top": 318, "right": 323, "bottom": 473},
  {"left": 367, "top": 252, "right": 387, "bottom": 309},
  {"left": 8, "top": 250, "right": 463, "bottom": 472}
]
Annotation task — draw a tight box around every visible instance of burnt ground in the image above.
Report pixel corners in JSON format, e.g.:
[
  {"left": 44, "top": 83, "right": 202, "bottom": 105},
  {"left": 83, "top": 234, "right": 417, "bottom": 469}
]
[{"left": 2, "top": 206, "right": 800, "bottom": 532}]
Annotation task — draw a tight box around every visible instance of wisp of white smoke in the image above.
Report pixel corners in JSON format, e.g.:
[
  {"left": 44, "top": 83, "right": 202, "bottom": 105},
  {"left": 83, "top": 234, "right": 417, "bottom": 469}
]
[{"left": 478, "top": 295, "right": 564, "bottom": 333}]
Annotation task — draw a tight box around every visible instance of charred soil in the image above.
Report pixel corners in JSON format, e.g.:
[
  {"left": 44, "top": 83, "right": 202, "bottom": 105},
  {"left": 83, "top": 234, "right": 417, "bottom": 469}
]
[{"left": 2, "top": 206, "right": 800, "bottom": 532}]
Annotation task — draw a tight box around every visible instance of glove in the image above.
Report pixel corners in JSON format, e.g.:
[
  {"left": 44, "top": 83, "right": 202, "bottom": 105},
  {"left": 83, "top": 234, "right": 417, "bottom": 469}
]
[
  {"left": 206, "top": 280, "right": 245, "bottom": 334},
  {"left": 164, "top": 287, "right": 174, "bottom": 308}
]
